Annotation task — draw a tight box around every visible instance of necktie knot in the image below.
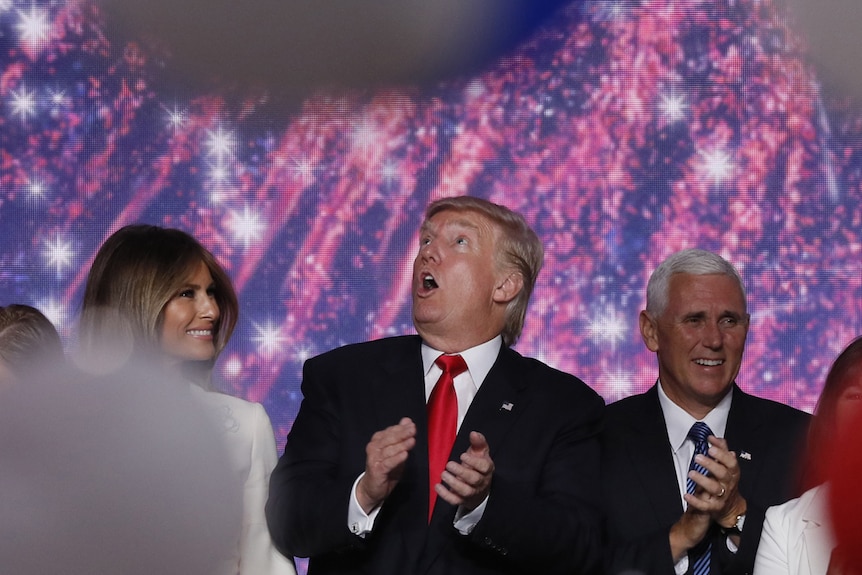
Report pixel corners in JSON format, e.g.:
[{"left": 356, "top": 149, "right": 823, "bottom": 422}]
[
  {"left": 687, "top": 421, "right": 713, "bottom": 446},
  {"left": 435, "top": 354, "right": 467, "bottom": 379}
]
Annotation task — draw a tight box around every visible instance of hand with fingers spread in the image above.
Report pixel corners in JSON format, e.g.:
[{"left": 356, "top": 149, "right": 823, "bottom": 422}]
[
  {"left": 435, "top": 431, "right": 495, "bottom": 511},
  {"left": 356, "top": 417, "right": 417, "bottom": 513}
]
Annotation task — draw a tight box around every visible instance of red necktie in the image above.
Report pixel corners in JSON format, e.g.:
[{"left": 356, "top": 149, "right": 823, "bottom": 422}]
[{"left": 427, "top": 354, "right": 467, "bottom": 520}]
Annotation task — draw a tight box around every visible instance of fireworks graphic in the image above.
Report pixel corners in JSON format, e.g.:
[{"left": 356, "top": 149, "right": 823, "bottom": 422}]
[{"left": 3, "top": 0, "right": 862, "bottom": 459}]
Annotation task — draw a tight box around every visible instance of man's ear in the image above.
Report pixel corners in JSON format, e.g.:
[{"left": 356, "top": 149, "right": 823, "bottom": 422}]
[
  {"left": 493, "top": 272, "right": 523, "bottom": 304},
  {"left": 639, "top": 310, "right": 660, "bottom": 352}
]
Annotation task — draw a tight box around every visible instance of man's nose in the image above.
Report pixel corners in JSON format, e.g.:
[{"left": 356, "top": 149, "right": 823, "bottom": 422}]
[
  {"left": 702, "top": 321, "right": 723, "bottom": 349},
  {"left": 419, "top": 241, "right": 439, "bottom": 262}
]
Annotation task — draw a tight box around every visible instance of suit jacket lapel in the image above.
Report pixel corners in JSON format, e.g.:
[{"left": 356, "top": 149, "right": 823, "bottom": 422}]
[
  {"left": 724, "top": 385, "right": 763, "bottom": 495},
  {"left": 627, "top": 386, "right": 688, "bottom": 526},
  {"left": 370, "top": 337, "right": 427, "bottom": 431},
  {"left": 452, "top": 346, "right": 528, "bottom": 463},
  {"left": 370, "top": 337, "right": 431, "bottom": 533}
]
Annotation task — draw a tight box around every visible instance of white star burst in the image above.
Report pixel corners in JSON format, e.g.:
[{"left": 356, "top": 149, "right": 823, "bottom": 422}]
[
  {"left": 16, "top": 5, "right": 51, "bottom": 45},
  {"left": 228, "top": 205, "right": 265, "bottom": 248},
  {"left": 701, "top": 149, "right": 734, "bottom": 185},
  {"left": 9, "top": 85, "right": 37, "bottom": 121},
  {"left": 587, "top": 307, "right": 627, "bottom": 349},
  {"left": 47, "top": 87, "right": 67, "bottom": 108},
  {"left": 27, "top": 176, "right": 47, "bottom": 199},
  {"left": 294, "top": 344, "right": 314, "bottom": 365},
  {"left": 603, "top": 369, "right": 634, "bottom": 402},
  {"left": 44, "top": 236, "right": 74, "bottom": 277},
  {"left": 290, "top": 156, "right": 314, "bottom": 186},
  {"left": 658, "top": 92, "right": 687, "bottom": 123},
  {"left": 205, "top": 125, "right": 236, "bottom": 160},
  {"left": 164, "top": 104, "right": 188, "bottom": 132},
  {"left": 251, "top": 320, "right": 288, "bottom": 356}
]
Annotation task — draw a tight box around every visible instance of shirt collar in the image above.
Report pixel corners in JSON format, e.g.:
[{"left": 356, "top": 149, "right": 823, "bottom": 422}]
[
  {"left": 658, "top": 380, "right": 733, "bottom": 452},
  {"left": 421, "top": 335, "right": 502, "bottom": 390}
]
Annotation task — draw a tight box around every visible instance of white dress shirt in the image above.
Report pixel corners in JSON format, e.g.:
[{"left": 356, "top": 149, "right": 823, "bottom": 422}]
[
  {"left": 347, "top": 336, "right": 502, "bottom": 536},
  {"left": 657, "top": 381, "right": 733, "bottom": 575}
]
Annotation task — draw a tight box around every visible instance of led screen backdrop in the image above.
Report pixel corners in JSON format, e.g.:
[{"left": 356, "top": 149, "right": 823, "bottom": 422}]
[{"left": 3, "top": 0, "right": 862, "bottom": 456}]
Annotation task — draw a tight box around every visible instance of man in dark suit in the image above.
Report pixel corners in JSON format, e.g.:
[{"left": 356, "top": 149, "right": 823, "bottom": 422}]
[
  {"left": 602, "top": 249, "right": 810, "bottom": 575},
  {"left": 267, "top": 196, "right": 604, "bottom": 575}
]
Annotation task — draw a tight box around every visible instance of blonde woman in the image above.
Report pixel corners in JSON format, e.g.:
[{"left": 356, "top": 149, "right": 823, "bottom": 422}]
[{"left": 80, "top": 224, "right": 296, "bottom": 575}]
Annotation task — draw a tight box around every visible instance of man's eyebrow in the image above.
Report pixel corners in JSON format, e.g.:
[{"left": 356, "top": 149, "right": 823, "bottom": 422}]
[{"left": 441, "top": 218, "right": 482, "bottom": 235}]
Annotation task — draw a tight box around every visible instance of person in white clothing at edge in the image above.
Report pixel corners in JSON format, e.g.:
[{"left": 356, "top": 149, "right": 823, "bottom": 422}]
[
  {"left": 754, "top": 336, "right": 862, "bottom": 575},
  {"left": 79, "top": 224, "right": 297, "bottom": 575}
]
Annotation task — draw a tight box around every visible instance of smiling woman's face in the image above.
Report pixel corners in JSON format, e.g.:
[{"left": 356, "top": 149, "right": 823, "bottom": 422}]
[{"left": 160, "top": 261, "right": 220, "bottom": 364}]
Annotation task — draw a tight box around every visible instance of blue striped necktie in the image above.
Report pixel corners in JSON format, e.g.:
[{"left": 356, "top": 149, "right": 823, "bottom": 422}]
[{"left": 687, "top": 422, "right": 713, "bottom": 575}]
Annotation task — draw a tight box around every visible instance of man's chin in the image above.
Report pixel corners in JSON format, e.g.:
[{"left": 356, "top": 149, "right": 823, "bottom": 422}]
[{"left": 412, "top": 314, "right": 444, "bottom": 339}]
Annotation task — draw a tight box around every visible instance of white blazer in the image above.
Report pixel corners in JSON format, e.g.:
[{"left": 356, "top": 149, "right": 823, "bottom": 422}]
[
  {"left": 192, "top": 386, "right": 297, "bottom": 575},
  {"left": 754, "top": 484, "right": 835, "bottom": 575}
]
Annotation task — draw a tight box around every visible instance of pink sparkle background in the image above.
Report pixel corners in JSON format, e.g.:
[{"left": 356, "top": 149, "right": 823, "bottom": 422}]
[{"left": 2, "top": 0, "right": 861, "bottom": 482}]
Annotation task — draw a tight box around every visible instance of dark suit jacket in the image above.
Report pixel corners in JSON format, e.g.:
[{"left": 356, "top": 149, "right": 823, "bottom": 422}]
[
  {"left": 266, "top": 335, "right": 605, "bottom": 575},
  {"left": 601, "top": 383, "right": 810, "bottom": 575}
]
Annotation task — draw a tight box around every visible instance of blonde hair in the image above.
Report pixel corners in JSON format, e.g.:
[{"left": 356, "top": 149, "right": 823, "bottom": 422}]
[
  {"left": 424, "top": 196, "right": 543, "bottom": 346},
  {"left": 0, "top": 304, "right": 63, "bottom": 374},
  {"left": 80, "top": 225, "right": 238, "bottom": 384}
]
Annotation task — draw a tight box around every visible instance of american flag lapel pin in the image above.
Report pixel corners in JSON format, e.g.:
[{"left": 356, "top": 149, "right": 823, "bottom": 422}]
[
  {"left": 500, "top": 402, "right": 514, "bottom": 412},
  {"left": 739, "top": 451, "right": 752, "bottom": 461}
]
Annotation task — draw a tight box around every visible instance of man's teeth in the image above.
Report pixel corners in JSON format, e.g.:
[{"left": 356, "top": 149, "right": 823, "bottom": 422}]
[
  {"left": 695, "top": 359, "right": 723, "bottom": 366},
  {"left": 423, "top": 275, "right": 438, "bottom": 289}
]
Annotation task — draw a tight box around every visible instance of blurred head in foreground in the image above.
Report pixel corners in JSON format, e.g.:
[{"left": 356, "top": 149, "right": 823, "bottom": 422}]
[
  {"left": 0, "top": 304, "right": 64, "bottom": 387},
  {"left": 79, "top": 224, "right": 238, "bottom": 386},
  {"left": 817, "top": 338, "right": 862, "bottom": 569},
  {"left": 805, "top": 336, "right": 862, "bottom": 489},
  {"left": 0, "top": 363, "right": 242, "bottom": 574}
]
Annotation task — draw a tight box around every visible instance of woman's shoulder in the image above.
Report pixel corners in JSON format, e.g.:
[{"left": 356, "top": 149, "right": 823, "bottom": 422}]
[
  {"left": 189, "top": 385, "right": 269, "bottom": 433},
  {"left": 766, "top": 484, "right": 828, "bottom": 524}
]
